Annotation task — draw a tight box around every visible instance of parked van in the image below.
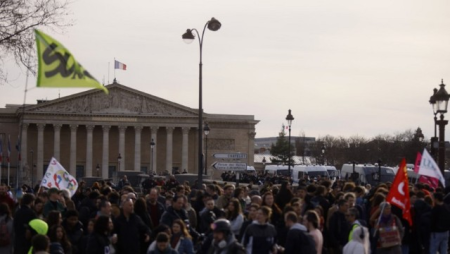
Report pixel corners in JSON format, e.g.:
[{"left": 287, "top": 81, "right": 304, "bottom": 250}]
[
  {"left": 264, "top": 165, "right": 291, "bottom": 177},
  {"left": 325, "top": 166, "right": 339, "bottom": 181},
  {"left": 292, "top": 165, "right": 329, "bottom": 183},
  {"left": 341, "top": 163, "right": 395, "bottom": 186}
]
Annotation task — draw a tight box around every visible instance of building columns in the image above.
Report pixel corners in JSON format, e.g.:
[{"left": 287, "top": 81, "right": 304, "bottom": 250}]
[
  {"left": 118, "top": 126, "right": 127, "bottom": 171},
  {"left": 21, "top": 123, "right": 28, "bottom": 169},
  {"left": 182, "top": 127, "right": 189, "bottom": 172},
  {"left": 102, "top": 125, "right": 110, "bottom": 178},
  {"left": 134, "top": 126, "right": 143, "bottom": 171},
  {"left": 151, "top": 126, "right": 158, "bottom": 174},
  {"left": 37, "top": 124, "right": 45, "bottom": 179},
  {"left": 86, "top": 125, "right": 94, "bottom": 177},
  {"left": 53, "top": 124, "right": 62, "bottom": 160},
  {"left": 69, "top": 125, "right": 78, "bottom": 177},
  {"left": 166, "top": 127, "right": 174, "bottom": 173}
]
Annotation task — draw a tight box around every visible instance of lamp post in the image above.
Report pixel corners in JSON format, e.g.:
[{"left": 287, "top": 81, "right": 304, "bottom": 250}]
[
  {"left": 321, "top": 145, "right": 326, "bottom": 165},
  {"left": 96, "top": 164, "right": 100, "bottom": 177},
  {"left": 182, "top": 17, "right": 221, "bottom": 188},
  {"left": 203, "top": 123, "right": 210, "bottom": 175},
  {"left": 286, "top": 109, "right": 294, "bottom": 180},
  {"left": 432, "top": 80, "right": 450, "bottom": 175},
  {"left": 150, "top": 139, "right": 155, "bottom": 175},
  {"left": 30, "top": 150, "right": 34, "bottom": 187},
  {"left": 429, "top": 88, "right": 439, "bottom": 160},
  {"left": 117, "top": 154, "right": 121, "bottom": 183}
]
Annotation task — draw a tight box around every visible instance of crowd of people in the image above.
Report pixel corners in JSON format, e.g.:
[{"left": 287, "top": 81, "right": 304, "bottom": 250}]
[{"left": 0, "top": 173, "right": 449, "bottom": 254}]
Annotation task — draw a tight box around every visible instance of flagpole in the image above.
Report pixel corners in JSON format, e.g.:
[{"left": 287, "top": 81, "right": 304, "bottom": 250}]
[{"left": 114, "top": 58, "right": 116, "bottom": 80}]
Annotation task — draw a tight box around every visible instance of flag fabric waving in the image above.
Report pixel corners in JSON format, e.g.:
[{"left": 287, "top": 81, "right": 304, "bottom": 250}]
[
  {"left": 386, "top": 158, "right": 412, "bottom": 226},
  {"left": 7, "top": 135, "right": 11, "bottom": 163},
  {"left": 114, "top": 60, "right": 127, "bottom": 70},
  {"left": 419, "top": 149, "right": 446, "bottom": 187},
  {"left": 34, "top": 29, "right": 108, "bottom": 94},
  {"left": 413, "top": 152, "right": 421, "bottom": 173},
  {"left": 41, "top": 157, "right": 78, "bottom": 197}
]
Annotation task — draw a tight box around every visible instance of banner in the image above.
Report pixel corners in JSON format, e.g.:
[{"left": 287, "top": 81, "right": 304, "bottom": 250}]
[
  {"left": 34, "top": 29, "right": 108, "bottom": 94},
  {"left": 386, "top": 158, "right": 412, "bottom": 226},
  {"left": 418, "top": 175, "right": 439, "bottom": 189},
  {"left": 41, "top": 157, "right": 78, "bottom": 197},
  {"left": 418, "top": 149, "right": 446, "bottom": 187}
]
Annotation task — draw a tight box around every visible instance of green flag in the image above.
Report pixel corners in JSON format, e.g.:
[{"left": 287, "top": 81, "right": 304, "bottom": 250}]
[{"left": 34, "top": 29, "right": 108, "bottom": 94}]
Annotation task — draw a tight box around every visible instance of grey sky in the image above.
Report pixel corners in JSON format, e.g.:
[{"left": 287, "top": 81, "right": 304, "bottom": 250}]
[{"left": 2, "top": 0, "right": 450, "bottom": 140}]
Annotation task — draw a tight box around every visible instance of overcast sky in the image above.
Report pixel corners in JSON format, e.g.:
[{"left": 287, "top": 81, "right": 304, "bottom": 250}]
[{"left": 2, "top": 0, "right": 450, "bottom": 140}]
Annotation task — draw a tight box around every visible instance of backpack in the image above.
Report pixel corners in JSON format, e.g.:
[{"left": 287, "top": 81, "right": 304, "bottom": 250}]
[{"left": 0, "top": 218, "right": 11, "bottom": 246}]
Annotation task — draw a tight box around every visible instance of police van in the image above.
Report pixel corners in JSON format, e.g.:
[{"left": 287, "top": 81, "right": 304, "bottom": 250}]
[{"left": 341, "top": 163, "right": 395, "bottom": 185}]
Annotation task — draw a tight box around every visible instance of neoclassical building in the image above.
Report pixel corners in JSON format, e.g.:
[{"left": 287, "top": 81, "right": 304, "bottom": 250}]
[{"left": 0, "top": 82, "right": 258, "bottom": 183}]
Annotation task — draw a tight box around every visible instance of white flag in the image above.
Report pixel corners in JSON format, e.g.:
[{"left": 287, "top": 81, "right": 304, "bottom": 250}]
[
  {"left": 41, "top": 157, "right": 78, "bottom": 197},
  {"left": 419, "top": 149, "right": 446, "bottom": 187}
]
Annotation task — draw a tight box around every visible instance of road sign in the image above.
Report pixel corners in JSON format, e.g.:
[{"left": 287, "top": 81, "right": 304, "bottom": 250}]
[
  {"left": 212, "top": 162, "right": 247, "bottom": 171},
  {"left": 213, "top": 153, "right": 247, "bottom": 159}
]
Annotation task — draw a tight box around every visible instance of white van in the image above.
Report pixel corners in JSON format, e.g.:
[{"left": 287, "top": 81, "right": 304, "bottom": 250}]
[
  {"left": 325, "top": 166, "right": 339, "bottom": 181},
  {"left": 264, "top": 165, "right": 292, "bottom": 177},
  {"left": 341, "top": 163, "right": 395, "bottom": 185},
  {"left": 292, "top": 165, "right": 329, "bottom": 183}
]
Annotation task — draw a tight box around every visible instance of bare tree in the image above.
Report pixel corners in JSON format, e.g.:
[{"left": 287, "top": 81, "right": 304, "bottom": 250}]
[{"left": 0, "top": 0, "right": 71, "bottom": 83}]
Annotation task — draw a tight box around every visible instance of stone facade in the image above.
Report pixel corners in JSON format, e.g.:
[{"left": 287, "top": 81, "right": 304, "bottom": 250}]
[{"left": 0, "top": 82, "right": 258, "bottom": 184}]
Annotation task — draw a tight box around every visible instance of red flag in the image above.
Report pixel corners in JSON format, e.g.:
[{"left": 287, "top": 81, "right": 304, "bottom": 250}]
[
  {"left": 418, "top": 175, "right": 439, "bottom": 189},
  {"left": 413, "top": 152, "right": 421, "bottom": 173},
  {"left": 386, "top": 158, "right": 412, "bottom": 226}
]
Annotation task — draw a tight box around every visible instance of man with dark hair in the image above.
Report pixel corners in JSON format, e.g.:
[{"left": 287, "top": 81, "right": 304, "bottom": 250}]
[
  {"left": 96, "top": 199, "right": 112, "bottom": 218},
  {"left": 345, "top": 207, "right": 362, "bottom": 241},
  {"left": 43, "top": 188, "right": 66, "bottom": 218},
  {"left": 146, "top": 188, "right": 165, "bottom": 229},
  {"left": 329, "top": 199, "right": 350, "bottom": 254},
  {"left": 62, "top": 210, "right": 84, "bottom": 254},
  {"left": 160, "top": 195, "right": 188, "bottom": 228},
  {"left": 284, "top": 211, "right": 316, "bottom": 254},
  {"left": 14, "top": 193, "right": 37, "bottom": 254},
  {"left": 32, "top": 234, "right": 50, "bottom": 254},
  {"left": 149, "top": 232, "right": 177, "bottom": 254}
]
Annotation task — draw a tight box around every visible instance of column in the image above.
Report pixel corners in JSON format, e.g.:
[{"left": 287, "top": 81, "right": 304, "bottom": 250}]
[
  {"left": 37, "top": 124, "right": 45, "bottom": 179},
  {"left": 150, "top": 126, "right": 158, "bottom": 174},
  {"left": 20, "top": 123, "right": 29, "bottom": 184},
  {"left": 181, "top": 127, "right": 189, "bottom": 172},
  {"left": 53, "top": 124, "right": 62, "bottom": 160},
  {"left": 166, "top": 127, "right": 174, "bottom": 173},
  {"left": 134, "top": 126, "right": 143, "bottom": 171},
  {"left": 69, "top": 125, "right": 78, "bottom": 177},
  {"left": 102, "top": 125, "right": 110, "bottom": 178},
  {"left": 85, "top": 125, "right": 94, "bottom": 177},
  {"left": 21, "top": 123, "right": 28, "bottom": 169},
  {"left": 118, "top": 126, "right": 127, "bottom": 171}
]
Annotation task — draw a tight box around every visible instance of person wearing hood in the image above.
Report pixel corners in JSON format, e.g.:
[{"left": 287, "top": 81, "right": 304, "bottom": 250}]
[
  {"left": 207, "top": 219, "right": 245, "bottom": 254},
  {"left": 343, "top": 226, "right": 370, "bottom": 254},
  {"left": 241, "top": 206, "right": 277, "bottom": 254}
]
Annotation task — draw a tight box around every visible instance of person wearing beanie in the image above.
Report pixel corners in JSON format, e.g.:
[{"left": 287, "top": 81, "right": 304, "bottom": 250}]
[{"left": 208, "top": 219, "right": 245, "bottom": 254}]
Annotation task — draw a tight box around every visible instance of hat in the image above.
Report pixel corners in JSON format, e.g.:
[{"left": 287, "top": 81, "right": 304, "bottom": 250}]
[
  {"left": 48, "top": 188, "right": 59, "bottom": 195},
  {"left": 29, "top": 219, "right": 48, "bottom": 235},
  {"left": 210, "top": 219, "right": 231, "bottom": 233}
]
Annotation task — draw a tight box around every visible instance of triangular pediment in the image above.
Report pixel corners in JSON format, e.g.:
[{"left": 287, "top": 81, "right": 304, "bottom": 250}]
[{"left": 27, "top": 83, "right": 198, "bottom": 117}]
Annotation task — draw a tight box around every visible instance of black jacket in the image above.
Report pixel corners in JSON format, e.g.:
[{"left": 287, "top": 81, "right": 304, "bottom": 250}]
[
  {"left": 86, "top": 233, "right": 110, "bottom": 254},
  {"left": 329, "top": 210, "right": 349, "bottom": 247},
  {"left": 13, "top": 205, "right": 36, "bottom": 254},
  {"left": 62, "top": 220, "right": 84, "bottom": 254},
  {"left": 114, "top": 213, "right": 151, "bottom": 254},
  {"left": 160, "top": 206, "right": 188, "bottom": 228}
]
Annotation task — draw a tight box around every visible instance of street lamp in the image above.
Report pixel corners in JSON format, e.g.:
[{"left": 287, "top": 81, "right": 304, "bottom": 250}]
[
  {"left": 285, "top": 109, "right": 294, "bottom": 180},
  {"left": 30, "top": 150, "right": 34, "bottom": 187},
  {"left": 182, "top": 17, "right": 221, "bottom": 188},
  {"left": 430, "top": 88, "right": 439, "bottom": 159},
  {"left": 96, "top": 163, "right": 100, "bottom": 177},
  {"left": 432, "top": 80, "right": 450, "bottom": 175},
  {"left": 321, "top": 145, "right": 326, "bottom": 165},
  {"left": 150, "top": 139, "right": 155, "bottom": 175},
  {"left": 203, "top": 123, "right": 210, "bottom": 175}
]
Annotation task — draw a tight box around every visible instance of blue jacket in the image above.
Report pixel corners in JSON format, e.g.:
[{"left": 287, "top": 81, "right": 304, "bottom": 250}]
[{"left": 175, "top": 237, "right": 194, "bottom": 254}]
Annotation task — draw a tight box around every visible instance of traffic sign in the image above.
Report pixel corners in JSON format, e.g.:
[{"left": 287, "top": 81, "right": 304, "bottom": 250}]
[
  {"left": 213, "top": 153, "right": 247, "bottom": 159},
  {"left": 212, "top": 162, "right": 247, "bottom": 171}
]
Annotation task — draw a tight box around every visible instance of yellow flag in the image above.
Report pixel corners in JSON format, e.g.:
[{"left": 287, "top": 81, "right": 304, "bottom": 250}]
[{"left": 34, "top": 29, "right": 108, "bottom": 94}]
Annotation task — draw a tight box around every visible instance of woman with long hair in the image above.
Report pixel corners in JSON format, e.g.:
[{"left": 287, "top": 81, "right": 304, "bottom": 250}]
[
  {"left": 86, "top": 216, "right": 112, "bottom": 254},
  {"left": 46, "top": 211, "right": 62, "bottom": 232},
  {"left": 134, "top": 197, "right": 153, "bottom": 253},
  {"left": 275, "top": 181, "right": 293, "bottom": 209},
  {"left": 226, "top": 198, "right": 244, "bottom": 238},
  {"left": 48, "top": 225, "right": 72, "bottom": 254},
  {"left": 0, "top": 203, "right": 13, "bottom": 253},
  {"left": 170, "top": 219, "right": 194, "bottom": 254},
  {"left": 262, "top": 191, "right": 283, "bottom": 230}
]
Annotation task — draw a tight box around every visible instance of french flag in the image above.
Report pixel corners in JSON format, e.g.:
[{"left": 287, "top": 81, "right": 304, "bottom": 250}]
[{"left": 114, "top": 60, "right": 127, "bottom": 70}]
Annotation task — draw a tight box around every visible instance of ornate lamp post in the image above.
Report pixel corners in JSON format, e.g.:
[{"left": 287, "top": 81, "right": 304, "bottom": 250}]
[
  {"left": 285, "top": 109, "right": 294, "bottom": 179},
  {"left": 321, "top": 145, "right": 326, "bottom": 165},
  {"left": 430, "top": 88, "right": 439, "bottom": 159},
  {"left": 116, "top": 154, "right": 121, "bottom": 183},
  {"left": 96, "top": 164, "right": 100, "bottom": 177},
  {"left": 182, "top": 17, "right": 221, "bottom": 188},
  {"left": 203, "top": 123, "right": 210, "bottom": 175},
  {"left": 150, "top": 139, "right": 155, "bottom": 175},
  {"left": 432, "top": 80, "right": 450, "bottom": 175},
  {"left": 30, "top": 150, "right": 34, "bottom": 187}
]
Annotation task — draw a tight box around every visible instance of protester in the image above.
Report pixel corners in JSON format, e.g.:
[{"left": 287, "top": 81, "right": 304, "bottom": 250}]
[
  {"left": 208, "top": 219, "right": 245, "bottom": 254},
  {"left": 241, "top": 206, "right": 277, "bottom": 254},
  {"left": 170, "top": 219, "right": 194, "bottom": 254}
]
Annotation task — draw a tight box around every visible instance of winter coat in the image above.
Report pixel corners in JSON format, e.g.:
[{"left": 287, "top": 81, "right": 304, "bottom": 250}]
[{"left": 160, "top": 206, "right": 188, "bottom": 228}]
